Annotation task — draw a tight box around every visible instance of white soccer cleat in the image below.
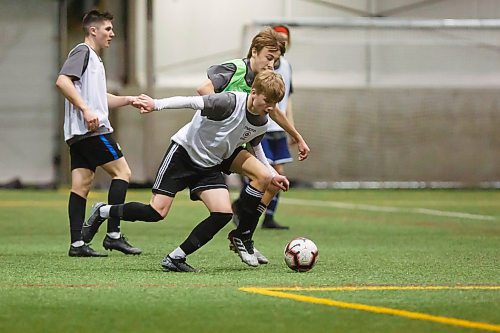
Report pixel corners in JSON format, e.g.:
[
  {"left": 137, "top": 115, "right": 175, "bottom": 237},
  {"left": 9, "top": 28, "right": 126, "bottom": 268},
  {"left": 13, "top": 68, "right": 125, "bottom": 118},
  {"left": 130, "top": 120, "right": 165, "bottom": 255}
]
[
  {"left": 228, "top": 230, "right": 259, "bottom": 267},
  {"left": 253, "top": 247, "right": 269, "bottom": 264}
]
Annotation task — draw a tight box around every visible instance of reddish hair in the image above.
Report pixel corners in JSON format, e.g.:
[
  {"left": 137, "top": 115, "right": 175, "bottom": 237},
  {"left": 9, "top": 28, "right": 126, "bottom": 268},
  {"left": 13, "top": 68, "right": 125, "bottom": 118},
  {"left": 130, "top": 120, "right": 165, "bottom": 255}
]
[
  {"left": 272, "top": 25, "right": 289, "bottom": 36},
  {"left": 272, "top": 25, "right": 291, "bottom": 49}
]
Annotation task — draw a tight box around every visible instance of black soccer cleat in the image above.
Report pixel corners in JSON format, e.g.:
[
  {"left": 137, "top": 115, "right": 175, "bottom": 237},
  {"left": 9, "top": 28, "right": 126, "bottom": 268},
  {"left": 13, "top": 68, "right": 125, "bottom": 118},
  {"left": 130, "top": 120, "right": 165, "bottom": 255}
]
[
  {"left": 262, "top": 215, "right": 289, "bottom": 230},
  {"left": 68, "top": 244, "right": 108, "bottom": 257},
  {"left": 161, "top": 255, "right": 198, "bottom": 272},
  {"left": 82, "top": 202, "right": 107, "bottom": 243},
  {"left": 103, "top": 234, "right": 142, "bottom": 255}
]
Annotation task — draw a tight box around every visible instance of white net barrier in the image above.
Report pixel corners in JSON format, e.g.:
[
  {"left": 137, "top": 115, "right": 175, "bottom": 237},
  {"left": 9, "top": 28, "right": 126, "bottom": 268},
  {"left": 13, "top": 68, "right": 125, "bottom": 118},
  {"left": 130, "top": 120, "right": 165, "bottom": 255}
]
[{"left": 243, "top": 18, "right": 500, "bottom": 188}]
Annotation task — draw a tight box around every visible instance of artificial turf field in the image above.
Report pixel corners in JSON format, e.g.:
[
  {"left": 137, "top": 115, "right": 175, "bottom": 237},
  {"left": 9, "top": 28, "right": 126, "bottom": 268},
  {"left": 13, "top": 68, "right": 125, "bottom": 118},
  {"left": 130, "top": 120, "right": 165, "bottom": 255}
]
[{"left": 0, "top": 189, "right": 499, "bottom": 332}]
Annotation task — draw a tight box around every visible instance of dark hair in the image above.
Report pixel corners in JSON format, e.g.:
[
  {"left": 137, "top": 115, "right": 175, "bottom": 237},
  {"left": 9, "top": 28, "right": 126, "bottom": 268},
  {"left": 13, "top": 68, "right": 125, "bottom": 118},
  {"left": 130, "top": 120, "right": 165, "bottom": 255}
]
[{"left": 82, "top": 10, "right": 113, "bottom": 35}]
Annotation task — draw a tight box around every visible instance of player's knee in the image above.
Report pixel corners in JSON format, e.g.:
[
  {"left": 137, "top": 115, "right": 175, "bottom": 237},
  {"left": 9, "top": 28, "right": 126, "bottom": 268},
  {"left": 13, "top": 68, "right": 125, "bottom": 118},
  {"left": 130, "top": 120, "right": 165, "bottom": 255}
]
[
  {"left": 122, "top": 167, "right": 132, "bottom": 182},
  {"left": 71, "top": 179, "right": 93, "bottom": 197},
  {"left": 254, "top": 171, "right": 273, "bottom": 190},
  {"left": 71, "top": 188, "right": 89, "bottom": 199},
  {"left": 116, "top": 166, "right": 131, "bottom": 182},
  {"left": 78, "top": 173, "right": 94, "bottom": 186}
]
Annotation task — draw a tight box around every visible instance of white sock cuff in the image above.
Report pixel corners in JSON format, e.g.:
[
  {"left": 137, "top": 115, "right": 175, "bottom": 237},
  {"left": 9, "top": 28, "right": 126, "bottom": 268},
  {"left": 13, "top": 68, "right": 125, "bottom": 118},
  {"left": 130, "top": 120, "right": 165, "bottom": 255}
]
[
  {"left": 100, "top": 205, "right": 111, "bottom": 218},
  {"left": 169, "top": 247, "right": 187, "bottom": 260},
  {"left": 107, "top": 232, "right": 121, "bottom": 239},
  {"left": 71, "top": 240, "right": 84, "bottom": 247}
]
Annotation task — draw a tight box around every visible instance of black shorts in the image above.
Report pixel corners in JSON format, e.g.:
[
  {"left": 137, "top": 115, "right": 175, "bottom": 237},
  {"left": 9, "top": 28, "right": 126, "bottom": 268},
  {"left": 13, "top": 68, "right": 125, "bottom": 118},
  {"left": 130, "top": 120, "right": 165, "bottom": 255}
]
[
  {"left": 69, "top": 134, "right": 123, "bottom": 172},
  {"left": 219, "top": 145, "right": 246, "bottom": 175},
  {"left": 152, "top": 142, "right": 227, "bottom": 201}
]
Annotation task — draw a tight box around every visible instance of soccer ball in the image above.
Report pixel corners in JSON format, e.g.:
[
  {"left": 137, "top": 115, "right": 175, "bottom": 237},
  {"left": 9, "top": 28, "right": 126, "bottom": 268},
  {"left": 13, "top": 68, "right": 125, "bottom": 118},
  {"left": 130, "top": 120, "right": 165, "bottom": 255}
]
[{"left": 284, "top": 237, "right": 319, "bottom": 272}]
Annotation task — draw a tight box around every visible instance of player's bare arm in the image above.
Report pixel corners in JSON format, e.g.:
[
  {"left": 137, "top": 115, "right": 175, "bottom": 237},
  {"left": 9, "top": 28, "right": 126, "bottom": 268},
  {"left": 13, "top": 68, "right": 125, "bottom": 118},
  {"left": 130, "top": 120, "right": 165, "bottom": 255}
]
[
  {"left": 196, "top": 79, "right": 215, "bottom": 96},
  {"left": 252, "top": 142, "right": 290, "bottom": 191},
  {"left": 285, "top": 98, "right": 297, "bottom": 144},
  {"left": 107, "top": 93, "right": 138, "bottom": 109},
  {"left": 268, "top": 105, "right": 310, "bottom": 160},
  {"left": 55, "top": 74, "right": 99, "bottom": 131}
]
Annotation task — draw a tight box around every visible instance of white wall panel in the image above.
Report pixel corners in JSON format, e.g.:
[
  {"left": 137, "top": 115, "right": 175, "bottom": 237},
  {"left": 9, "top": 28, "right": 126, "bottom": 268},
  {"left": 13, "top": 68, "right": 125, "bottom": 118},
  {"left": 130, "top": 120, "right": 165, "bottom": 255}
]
[{"left": 0, "top": 1, "right": 58, "bottom": 184}]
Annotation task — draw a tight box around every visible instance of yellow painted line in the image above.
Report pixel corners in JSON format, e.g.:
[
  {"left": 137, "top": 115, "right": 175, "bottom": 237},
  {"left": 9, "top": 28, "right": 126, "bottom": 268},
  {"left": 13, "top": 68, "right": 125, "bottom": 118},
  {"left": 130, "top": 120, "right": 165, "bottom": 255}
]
[
  {"left": 264, "top": 285, "right": 500, "bottom": 292},
  {"left": 240, "top": 287, "right": 500, "bottom": 332}
]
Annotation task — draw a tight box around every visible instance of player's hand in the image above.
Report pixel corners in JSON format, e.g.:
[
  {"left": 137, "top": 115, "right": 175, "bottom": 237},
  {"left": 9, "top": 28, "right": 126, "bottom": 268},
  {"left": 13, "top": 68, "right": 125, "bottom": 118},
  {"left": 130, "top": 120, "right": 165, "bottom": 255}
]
[
  {"left": 83, "top": 109, "right": 99, "bottom": 131},
  {"left": 126, "top": 96, "right": 138, "bottom": 105},
  {"left": 297, "top": 139, "right": 310, "bottom": 161},
  {"left": 271, "top": 174, "right": 290, "bottom": 192},
  {"left": 134, "top": 94, "right": 155, "bottom": 114}
]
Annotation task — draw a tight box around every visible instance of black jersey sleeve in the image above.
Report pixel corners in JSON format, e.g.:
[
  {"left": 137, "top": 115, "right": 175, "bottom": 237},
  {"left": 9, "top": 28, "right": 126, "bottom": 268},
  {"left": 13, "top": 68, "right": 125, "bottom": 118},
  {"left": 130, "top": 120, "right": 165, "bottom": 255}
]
[
  {"left": 207, "top": 63, "right": 237, "bottom": 93},
  {"left": 58, "top": 45, "right": 90, "bottom": 81},
  {"left": 201, "top": 92, "right": 237, "bottom": 120}
]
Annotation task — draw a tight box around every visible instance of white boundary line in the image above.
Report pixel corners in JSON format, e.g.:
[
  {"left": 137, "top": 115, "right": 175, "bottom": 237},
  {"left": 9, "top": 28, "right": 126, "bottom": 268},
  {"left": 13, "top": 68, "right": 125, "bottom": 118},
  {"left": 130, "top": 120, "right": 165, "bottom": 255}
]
[{"left": 280, "top": 198, "right": 496, "bottom": 221}]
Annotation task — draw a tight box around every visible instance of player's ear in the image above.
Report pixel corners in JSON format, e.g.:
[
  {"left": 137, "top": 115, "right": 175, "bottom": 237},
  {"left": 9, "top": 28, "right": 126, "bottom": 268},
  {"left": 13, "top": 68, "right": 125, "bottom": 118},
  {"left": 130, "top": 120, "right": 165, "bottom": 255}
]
[
  {"left": 251, "top": 47, "right": 257, "bottom": 58},
  {"left": 89, "top": 26, "right": 97, "bottom": 36}
]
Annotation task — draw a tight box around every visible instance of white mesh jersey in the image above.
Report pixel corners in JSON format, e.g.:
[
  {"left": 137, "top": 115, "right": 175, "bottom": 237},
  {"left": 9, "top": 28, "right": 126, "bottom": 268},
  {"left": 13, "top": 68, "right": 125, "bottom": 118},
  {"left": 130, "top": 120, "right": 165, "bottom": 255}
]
[
  {"left": 267, "top": 56, "right": 292, "bottom": 132},
  {"left": 60, "top": 43, "right": 112, "bottom": 142},
  {"left": 157, "top": 92, "right": 268, "bottom": 168}
]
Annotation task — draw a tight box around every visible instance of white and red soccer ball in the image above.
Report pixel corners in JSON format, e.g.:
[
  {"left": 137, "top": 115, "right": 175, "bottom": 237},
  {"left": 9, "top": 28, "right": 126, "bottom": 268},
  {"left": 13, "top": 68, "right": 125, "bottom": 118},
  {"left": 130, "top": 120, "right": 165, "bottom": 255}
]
[{"left": 284, "top": 237, "right": 319, "bottom": 272}]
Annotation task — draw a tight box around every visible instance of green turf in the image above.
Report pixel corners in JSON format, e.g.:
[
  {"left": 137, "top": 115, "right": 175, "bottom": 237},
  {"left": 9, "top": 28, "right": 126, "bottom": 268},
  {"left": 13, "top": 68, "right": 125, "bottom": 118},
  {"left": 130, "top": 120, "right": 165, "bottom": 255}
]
[{"left": 0, "top": 189, "right": 499, "bottom": 332}]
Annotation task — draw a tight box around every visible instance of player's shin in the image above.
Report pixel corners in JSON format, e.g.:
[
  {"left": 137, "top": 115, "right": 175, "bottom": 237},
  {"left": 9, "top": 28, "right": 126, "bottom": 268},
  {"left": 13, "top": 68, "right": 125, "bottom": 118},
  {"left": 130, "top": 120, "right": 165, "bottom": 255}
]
[
  {"left": 249, "top": 202, "right": 267, "bottom": 237},
  {"left": 107, "top": 202, "right": 163, "bottom": 222},
  {"left": 179, "top": 212, "right": 233, "bottom": 255},
  {"left": 235, "top": 185, "right": 264, "bottom": 239},
  {"left": 69, "top": 192, "right": 86, "bottom": 243},
  {"left": 107, "top": 179, "right": 129, "bottom": 233}
]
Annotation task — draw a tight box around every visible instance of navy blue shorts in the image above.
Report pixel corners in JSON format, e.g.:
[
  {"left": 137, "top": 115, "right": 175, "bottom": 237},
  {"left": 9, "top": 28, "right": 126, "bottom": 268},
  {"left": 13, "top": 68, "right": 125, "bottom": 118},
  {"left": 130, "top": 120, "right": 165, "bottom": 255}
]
[
  {"left": 69, "top": 134, "right": 123, "bottom": 171},
  {"left": 261, "top": 131, "right": 293, "bottom": 165}
]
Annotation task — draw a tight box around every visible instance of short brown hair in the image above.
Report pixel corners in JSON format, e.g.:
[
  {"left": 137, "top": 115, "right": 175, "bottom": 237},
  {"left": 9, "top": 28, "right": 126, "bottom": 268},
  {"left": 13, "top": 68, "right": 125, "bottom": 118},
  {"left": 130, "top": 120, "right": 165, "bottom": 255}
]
[
  {"left": 82, "top": 10, "right": 113, "bottom": 36},
  {"left": 246, "top": 27, "right": 286, "bottom": 59},
  {"left": 252, "top": 71, "right": 285, "bottom": 105}
]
